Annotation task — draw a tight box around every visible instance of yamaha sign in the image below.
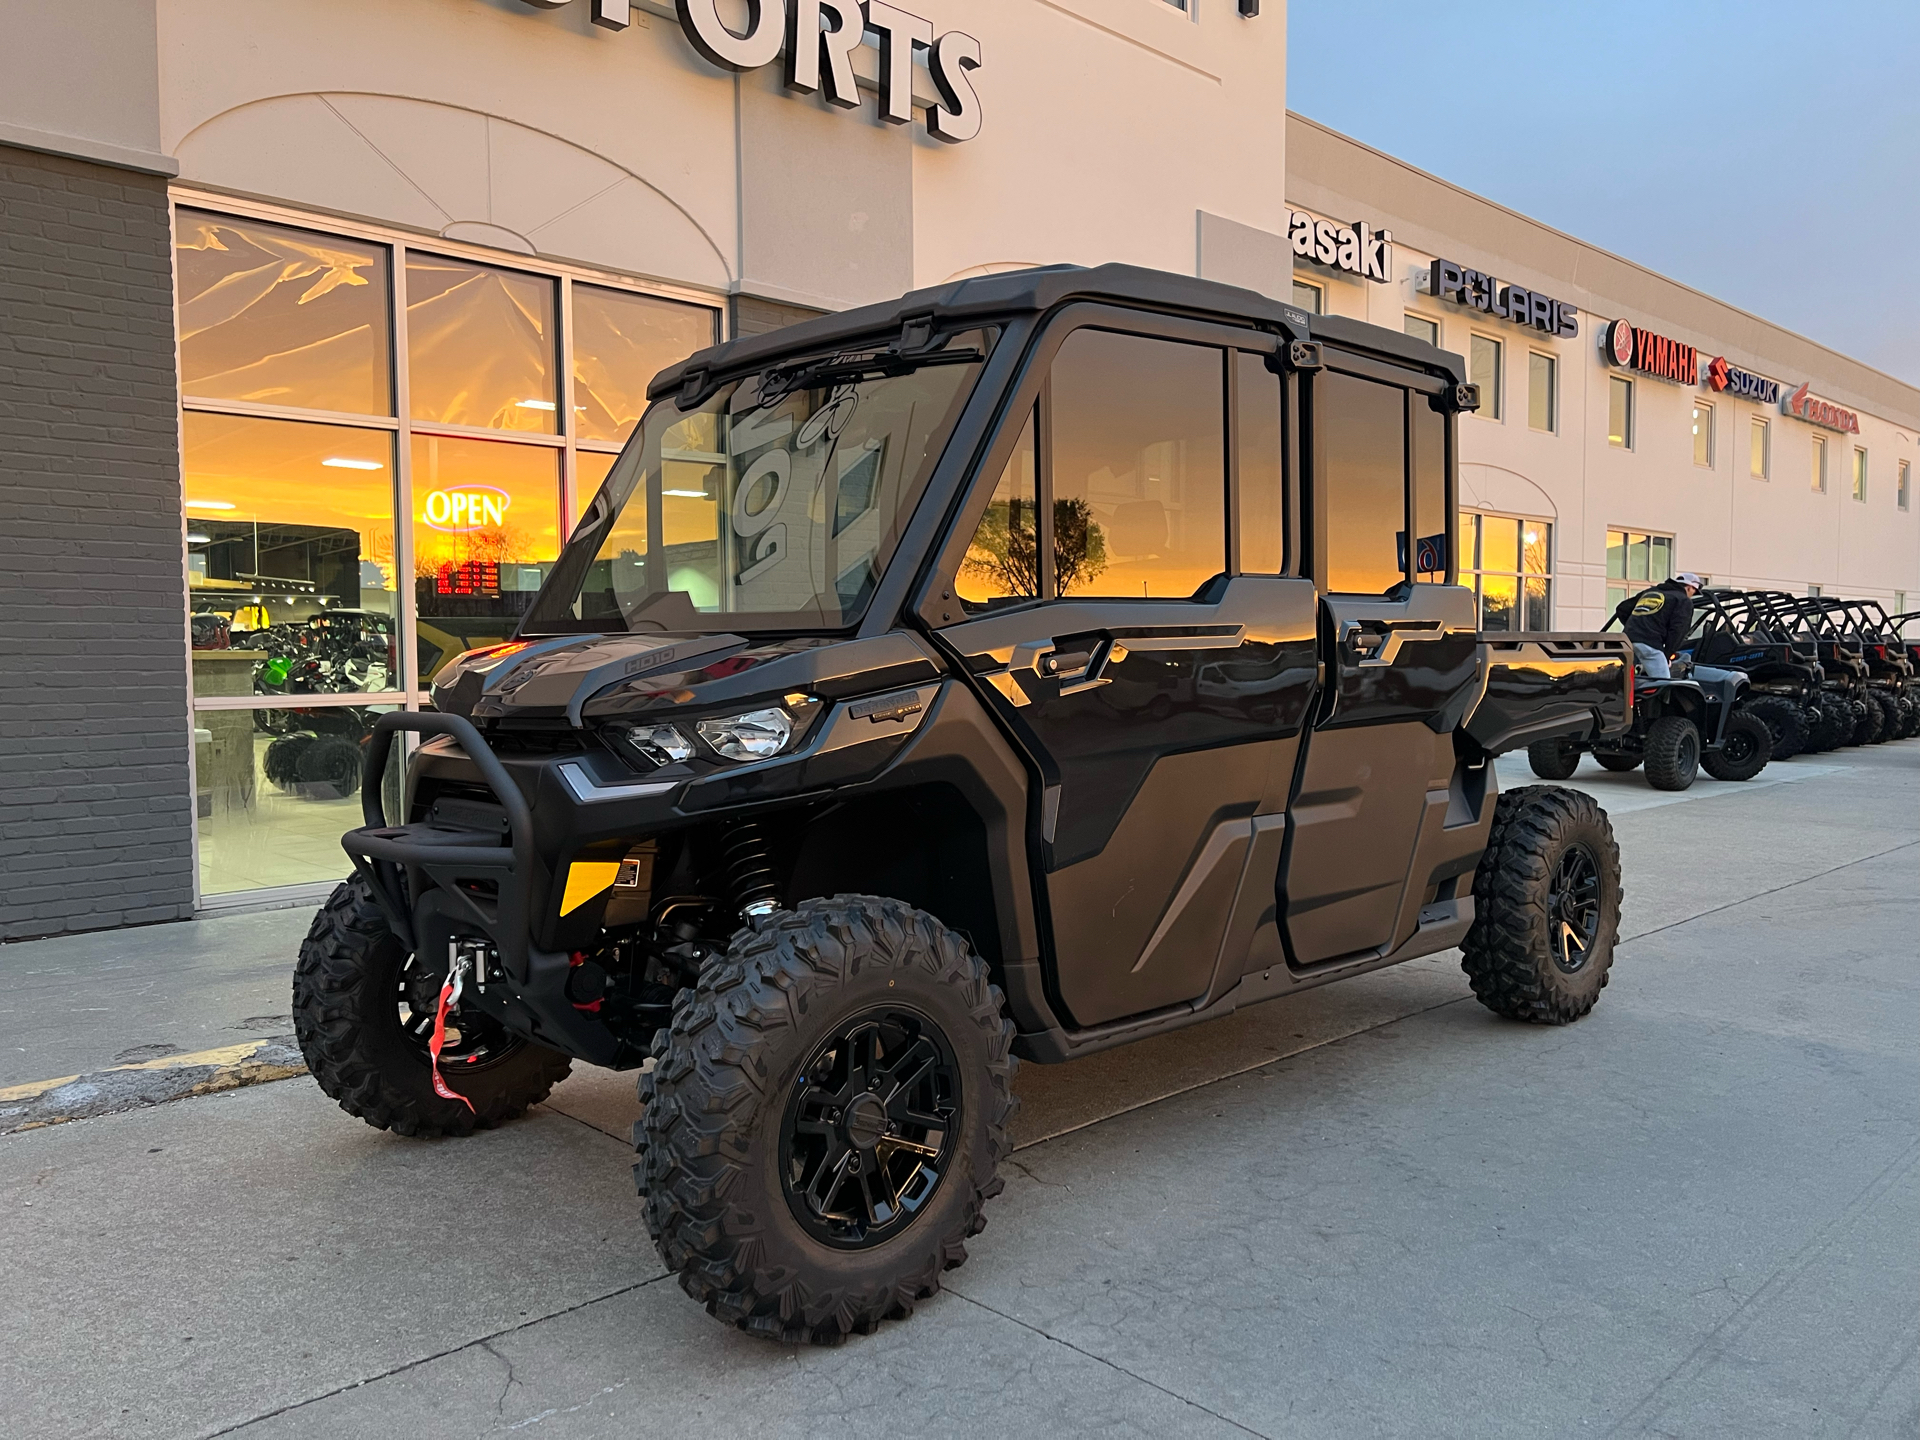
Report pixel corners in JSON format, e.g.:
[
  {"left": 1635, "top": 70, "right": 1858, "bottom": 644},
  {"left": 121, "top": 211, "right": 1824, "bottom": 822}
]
[{"left": 512, "top": 0, "right": 982, "bottom": 142}]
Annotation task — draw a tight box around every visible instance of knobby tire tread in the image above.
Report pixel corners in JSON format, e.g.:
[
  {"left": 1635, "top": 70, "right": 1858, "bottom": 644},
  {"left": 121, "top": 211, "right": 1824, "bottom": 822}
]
[
  {"left": 293, "top": 876, "right": 571, "bottom": 1139},
  {"left": 634, "top": 894, "right": 1017, "bottom": 1346},
  {"left": 1460, "top": 785, "right": 1622, "bottom": 1026}
]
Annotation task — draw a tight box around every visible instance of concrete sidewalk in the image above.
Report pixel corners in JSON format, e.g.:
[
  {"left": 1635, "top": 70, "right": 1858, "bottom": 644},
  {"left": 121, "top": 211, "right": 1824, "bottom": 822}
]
[{"left": 0, "top": 743, "right": 1914, "bottom": 1438}]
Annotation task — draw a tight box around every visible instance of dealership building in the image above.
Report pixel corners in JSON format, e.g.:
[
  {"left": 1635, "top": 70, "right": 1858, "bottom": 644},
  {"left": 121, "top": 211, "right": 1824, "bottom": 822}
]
[{"left": 2, "top": 0, "right": 1916, "bottom": 939}]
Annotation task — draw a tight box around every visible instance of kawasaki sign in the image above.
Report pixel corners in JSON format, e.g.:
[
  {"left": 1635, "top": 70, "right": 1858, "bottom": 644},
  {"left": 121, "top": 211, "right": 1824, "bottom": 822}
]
[{"left": 513, "top": 0, "right": 982, "bottom": 142}]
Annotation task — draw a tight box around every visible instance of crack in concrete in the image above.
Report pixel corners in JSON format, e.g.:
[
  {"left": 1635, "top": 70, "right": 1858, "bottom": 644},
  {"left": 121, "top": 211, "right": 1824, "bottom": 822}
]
[
  {"left": 199, "top": 1275, "right": 672, "bottom": 1437},
  {"left": 477, "top": 1338, "right": 519, "bottom": 1415},
  {"left": 946, "top": 1288, "right": 1272, "bottom": 1437}
]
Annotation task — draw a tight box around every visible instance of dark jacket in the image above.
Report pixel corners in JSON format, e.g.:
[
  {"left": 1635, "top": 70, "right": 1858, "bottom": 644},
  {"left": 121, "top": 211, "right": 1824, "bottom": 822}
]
[{"left": 1618, "top": 580, "right": 1694, "bottom": 654}]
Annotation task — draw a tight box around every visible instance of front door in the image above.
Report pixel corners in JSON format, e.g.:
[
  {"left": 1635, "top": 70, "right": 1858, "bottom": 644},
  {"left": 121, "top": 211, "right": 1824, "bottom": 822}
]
[
  {"left": 935, "top": 324, "right": 1318, "bottom": 1027},
  {"left": 1282, "top": 364, "right": 1479, "bottom": 965}
]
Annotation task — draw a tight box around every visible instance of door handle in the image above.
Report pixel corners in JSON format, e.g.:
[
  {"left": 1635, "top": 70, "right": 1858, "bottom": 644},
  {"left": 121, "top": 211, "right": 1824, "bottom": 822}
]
[
  {"left": 1340, "top": 619, "right": 1458, "bottom": 668},
  {"left": 1040, "top": 650, "right": 1094, "bottom": 679}
]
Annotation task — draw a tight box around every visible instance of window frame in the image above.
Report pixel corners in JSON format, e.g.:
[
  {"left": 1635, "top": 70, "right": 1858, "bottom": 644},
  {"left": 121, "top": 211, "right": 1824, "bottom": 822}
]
[
  {"left": 1811, "top": 434, "right": 1828, "bottom": 493},
  {"left": 1310, "top": 353, "right": 1455, "bottom": 596},
  {"left": 1468, "top": 332, "right": 1503, "bottom": 421},
  {"left": 1899, "top": 459, "right": 1911, "bottom": 512},
  {"left": 1526, "top": 350, "right": 1556, "bottom": 434},
  {"left": 1291, "top": 279, "right": 1324, "bottom": 315},
  {"left": 1853, "top": 446, "right": 1869, "bottom": 503},
  {"left": 1403, "top": 313, "right": 1440, "bottom": 347},
  {"left": 1605, "top": 525, "right": 1676, "bottom": 617},
  {"left": 1461, "top": 507, "right": 1553, "bottom": 631},
  {"left": 1607, "top": 375, "right": 1633, "bottom": 448},
  {"left": 169, "top": 188, "right": 725, "bottom": 905},
  {"left": 1750, "top": 416, "right": 1770, "bottom": 480},
  {"left": 931, "top": 306, "right": 1286, "bottom": 618},
  {"left": 1692, "top": 399, "right": 1714, "bottom": 468}
]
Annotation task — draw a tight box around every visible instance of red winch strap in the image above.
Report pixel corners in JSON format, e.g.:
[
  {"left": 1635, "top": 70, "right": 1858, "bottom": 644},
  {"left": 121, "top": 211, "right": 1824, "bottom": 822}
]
[{"left": 428, "top": 978, "right": 475, "bottom": 1113}]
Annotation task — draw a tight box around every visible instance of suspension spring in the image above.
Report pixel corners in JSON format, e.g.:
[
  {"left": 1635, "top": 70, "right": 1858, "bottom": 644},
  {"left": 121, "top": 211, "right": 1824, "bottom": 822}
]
[{"left": 721, "top": 822, "right": 780, "bottom": 920}]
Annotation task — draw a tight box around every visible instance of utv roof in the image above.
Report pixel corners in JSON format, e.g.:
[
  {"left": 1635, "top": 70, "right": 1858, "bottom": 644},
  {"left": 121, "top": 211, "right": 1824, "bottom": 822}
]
[{"left": 648, "top": 262, "right": 1468, "bottom": 402}]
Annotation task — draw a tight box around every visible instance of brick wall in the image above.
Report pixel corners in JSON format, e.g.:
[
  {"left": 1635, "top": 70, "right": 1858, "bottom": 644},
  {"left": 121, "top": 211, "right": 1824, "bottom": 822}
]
[{"left": 0, "top": 144, "right": 193, "bottom": 940}]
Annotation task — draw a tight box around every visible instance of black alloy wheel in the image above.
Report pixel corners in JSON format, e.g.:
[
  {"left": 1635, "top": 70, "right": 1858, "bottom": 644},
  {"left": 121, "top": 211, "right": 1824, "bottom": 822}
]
[
  {"left": 1547, "top": 842, "right": 1603, "bottom": 974},
  {"left": 780, "top": 1007, "right": 961, "bottom": 1249}
]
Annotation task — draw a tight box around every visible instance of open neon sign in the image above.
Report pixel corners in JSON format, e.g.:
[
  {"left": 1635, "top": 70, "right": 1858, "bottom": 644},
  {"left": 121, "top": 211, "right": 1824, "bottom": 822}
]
[{"left": 423, "top": 485, "right": 512, "bottom": 532}]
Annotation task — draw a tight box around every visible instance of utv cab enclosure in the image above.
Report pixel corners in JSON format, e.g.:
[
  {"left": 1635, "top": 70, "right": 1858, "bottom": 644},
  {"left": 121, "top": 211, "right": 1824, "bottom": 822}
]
[{"left": 295, "top": 264, "right": 1632, "bottom": 1344}]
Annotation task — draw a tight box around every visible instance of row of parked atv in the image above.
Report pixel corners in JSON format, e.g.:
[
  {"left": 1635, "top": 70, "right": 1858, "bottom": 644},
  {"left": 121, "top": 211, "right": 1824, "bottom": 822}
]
[{"left": 1530, "top": 591, "right": 1919, "bottom": 791}]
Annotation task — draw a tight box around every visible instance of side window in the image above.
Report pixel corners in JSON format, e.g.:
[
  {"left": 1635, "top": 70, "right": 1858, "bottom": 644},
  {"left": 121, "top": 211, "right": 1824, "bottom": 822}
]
[
  {"left": 956, "top": 407, "right": 1038, "bottom": 612},
  {"left": 1049, "top": 330, "right": 1226, "bottom": 599},
  {"left": 1410, "top": 398, "right": 1448, "bottom": 582},
  {"left": 1235, "top": 352, "right": 1284, "bottom": 574},
  {"left": 1319, "top": 370, "right": 1408, "bottom": 595}
]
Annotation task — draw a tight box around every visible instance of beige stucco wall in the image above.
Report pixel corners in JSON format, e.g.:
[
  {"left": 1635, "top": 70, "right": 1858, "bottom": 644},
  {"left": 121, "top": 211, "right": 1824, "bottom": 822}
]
[
  {"left": 147, "top": 0, "right": 1287, "bottom": 313},
  {"left": 1287, "top": 113, "right": 1920, "bottom": 616}
]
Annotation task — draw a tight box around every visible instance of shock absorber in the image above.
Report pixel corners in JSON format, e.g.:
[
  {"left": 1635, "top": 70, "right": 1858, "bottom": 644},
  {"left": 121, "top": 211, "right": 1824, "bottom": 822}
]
[{"left": 720, "top": 822, "right": 780, "bottom": 920}]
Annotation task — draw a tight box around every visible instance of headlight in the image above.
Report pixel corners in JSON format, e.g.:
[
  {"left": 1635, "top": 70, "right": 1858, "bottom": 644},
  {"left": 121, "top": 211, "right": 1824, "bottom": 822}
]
[
  {"left": 696, "top": 697, "right": 822, "bottom": 762},
  {"left": 605, "top": 722, "right": 695, "bottom": 769}
]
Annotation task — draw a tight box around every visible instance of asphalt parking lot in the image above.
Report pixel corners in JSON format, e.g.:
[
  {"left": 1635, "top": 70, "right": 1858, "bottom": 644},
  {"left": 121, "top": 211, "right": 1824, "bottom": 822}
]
[{"left": 1, "top": 742, "right": 1914, "bottom": 1439}]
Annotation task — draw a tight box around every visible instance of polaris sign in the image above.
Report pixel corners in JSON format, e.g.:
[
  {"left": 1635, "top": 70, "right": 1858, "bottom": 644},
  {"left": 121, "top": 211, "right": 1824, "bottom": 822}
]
[
  {"left": 1426, "top": 259, "right": 1578, "bottom": 337},
  {"left": 1288, "top": 211, "right": 1393, "bottom": 283},
  {"left": 511, "top": 0, "right": 982, "bottom": 142}
]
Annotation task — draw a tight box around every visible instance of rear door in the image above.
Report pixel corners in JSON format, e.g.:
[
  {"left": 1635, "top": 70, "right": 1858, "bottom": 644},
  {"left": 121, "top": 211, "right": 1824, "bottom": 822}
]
[
  {"left": 931, "top": 315, "right": 1318, "bottom": 1027},
  {"left": 1281, "top": 360, "right": 1479, "bottom": 965}
]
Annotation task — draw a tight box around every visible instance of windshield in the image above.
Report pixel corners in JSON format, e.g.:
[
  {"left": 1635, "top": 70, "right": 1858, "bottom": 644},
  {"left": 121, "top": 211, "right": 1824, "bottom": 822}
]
[{"left": 527, "top": 329, "right": 992, "bottom": 633}]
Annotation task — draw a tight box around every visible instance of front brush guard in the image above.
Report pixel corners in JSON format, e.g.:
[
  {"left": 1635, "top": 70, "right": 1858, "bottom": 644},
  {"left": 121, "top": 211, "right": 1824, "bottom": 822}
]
[{"left": 339, "top": 713, "right": 621, "bottom": 1067}]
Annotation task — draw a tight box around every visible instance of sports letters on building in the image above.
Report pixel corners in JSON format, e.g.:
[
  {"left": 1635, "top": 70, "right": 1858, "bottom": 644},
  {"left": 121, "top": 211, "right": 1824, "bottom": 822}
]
[
  {"left": 1288, "top": 211, "right": 1392, "bottom": 282},
  {"left": 1601, "top": 319, "right": 1697, "bottom": 386},
  {"left": 1780, "top": 382, "right": 1860, "bottom": 434},
  {"left": 1426, "top": 260, "right": 1578, "bottom": 337},
  {"left": 1705, "top": 355, "right": 1779, "bottom": 405},
  {"left": 510, "top": 0, "right": 982, "bottom": 142}
]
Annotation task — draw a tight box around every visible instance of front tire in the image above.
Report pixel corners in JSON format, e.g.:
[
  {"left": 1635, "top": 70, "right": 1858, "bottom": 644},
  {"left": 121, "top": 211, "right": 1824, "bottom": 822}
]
[
  {"left": 1462, "top": 786, "right": 1622, "bottom": 1024},
  {"left": 293, "top": 876, "right": 571, "bottom": 1137},
  {"left": 636, "top": 895, "right": 1017, "bottom": 1345},
  {"left": 1701, "top": 710, "right": 1771, "bottom": 782},
  {"left": 1643, "top": 715, "right": 1700, "bottom": 790},
  {"left": 1526, "top": 739, "right": 1582, "bottom": 781}
]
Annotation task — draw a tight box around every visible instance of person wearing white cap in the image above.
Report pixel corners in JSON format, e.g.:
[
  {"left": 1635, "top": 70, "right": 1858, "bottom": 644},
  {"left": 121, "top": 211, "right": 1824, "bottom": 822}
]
[{"left": 1615, "top": 571, "right": 1706, "bottom": 680}]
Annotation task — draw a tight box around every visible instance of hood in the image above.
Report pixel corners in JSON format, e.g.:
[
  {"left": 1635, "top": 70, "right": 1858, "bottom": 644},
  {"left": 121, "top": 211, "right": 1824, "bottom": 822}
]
[{"left": 432, "top": 631, "right": 942, "bottom": 727}]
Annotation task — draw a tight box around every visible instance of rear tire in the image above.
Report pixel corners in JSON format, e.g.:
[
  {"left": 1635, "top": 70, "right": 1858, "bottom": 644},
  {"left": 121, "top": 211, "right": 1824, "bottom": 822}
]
[
  {"left": 1701, "top": 710, "right": 1771, "bottom": 782},
  {"left": 1461, "top": 786, "right": 1621, "bottom": 1024},
  {"left": 297, "top": 734, "right": 363, "bottom": 799},
  {"left": 1643, "top": 715, "right": 1700, "bottom": 791},
  {"left": 1525, "top": 739, "right": 1582, "bottom": 781},
  {"left": 1593, "top": 753, "right": 1642, "bottom": 773},
  {"left": 1743, "top": 694, "right": 1808, "bottom": 761},
  {"left": 1852, "top": 697, "right": 1884, "bottom": 746},
  {"left": 637, "top": 895, "right": 1017, "bottom": 1345},
  {"left": 293, "top": 876, "right": 571, "bottom": 1137},
  {"left": 1873, "top": 692, "right": 1902, "bottom": 743}
]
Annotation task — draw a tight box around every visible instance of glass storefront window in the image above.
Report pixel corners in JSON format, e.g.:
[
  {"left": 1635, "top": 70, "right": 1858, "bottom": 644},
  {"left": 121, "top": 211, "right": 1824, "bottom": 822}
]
[
  {"left": 406, "top": 254, "right": 558, "bottom": 433},
  {"left": 183, "top": 412, "right": 400, "bottom": 695},
  {"left": 195, "top": 704, "right": 398, "bottom": 895},
  {"left": 1403, "top": 314, "right": 1439, "bottom": 346},
  {"left": 176, "top": 202, "right": 722, "bottom": 900},
  {"left": 176, "top": 211, "right": 392, "bottom": 415},
  {"left": 1605, "top": 528, "right": 1673, "bottom": 616},
  {"left": 411, "top": 434, "right": 562, "bottom": 683},
  {"left": 576, "top": 449, "right": 621, "bottom": 521},
  {"left": 1461, "top": 509, "right": 1552, "bottom": 631},
  {"left": 572, "top": 284, "right": 716, "bottom": 445}
]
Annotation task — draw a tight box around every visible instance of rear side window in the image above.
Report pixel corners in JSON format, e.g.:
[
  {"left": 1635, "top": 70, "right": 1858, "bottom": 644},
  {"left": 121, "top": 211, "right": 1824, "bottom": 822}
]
[
  {"left": 1049, "top": 330, "right": 1226, "bottom": 599},
  {"left": 1318, "top": 370, "right": 1407, "bottom": 595}
]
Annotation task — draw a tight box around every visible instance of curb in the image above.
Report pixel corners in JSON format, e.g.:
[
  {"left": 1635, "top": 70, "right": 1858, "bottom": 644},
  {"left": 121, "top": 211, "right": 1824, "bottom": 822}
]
[{"left": 0, "top": 1037, "right": 308, "bottom": 1134}]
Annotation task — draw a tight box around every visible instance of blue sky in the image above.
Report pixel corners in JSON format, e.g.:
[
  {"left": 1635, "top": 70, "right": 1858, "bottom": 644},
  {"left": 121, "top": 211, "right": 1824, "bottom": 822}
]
[{"left": 1287, "top": 0, "right": 1920, "bottom": 387}]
